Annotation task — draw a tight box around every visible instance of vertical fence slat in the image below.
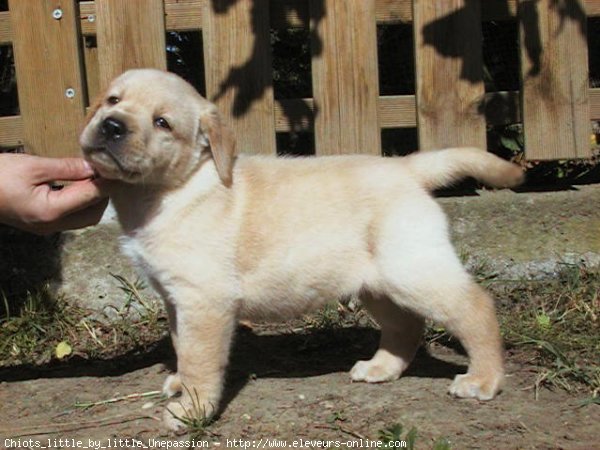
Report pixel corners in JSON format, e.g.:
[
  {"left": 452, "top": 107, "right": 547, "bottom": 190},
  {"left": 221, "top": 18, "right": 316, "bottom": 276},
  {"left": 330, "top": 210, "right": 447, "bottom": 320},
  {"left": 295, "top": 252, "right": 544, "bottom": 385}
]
[
  {"left": 95, "top": 0, "right": 166, "bottom": 92},
  {"left": 310, "top": 0, "right": 380, "bottom": 155},
  {"left": 83, "top": 40, "right": 100, "bottom": 102},
  {"left": 203, "top": 0, "right": 276, "bottom": 155},
  {"left": 8, "top": 0, "right": 86, "bottom": 157},
  {"left": 413, "top": 0, "right": 487, "bottom": 151},
  {"left": 519, "top": 0, "right": 591, "bottom": 160},
  {"left": 310, "top": 0, "right": 341, "bottom": 154}
]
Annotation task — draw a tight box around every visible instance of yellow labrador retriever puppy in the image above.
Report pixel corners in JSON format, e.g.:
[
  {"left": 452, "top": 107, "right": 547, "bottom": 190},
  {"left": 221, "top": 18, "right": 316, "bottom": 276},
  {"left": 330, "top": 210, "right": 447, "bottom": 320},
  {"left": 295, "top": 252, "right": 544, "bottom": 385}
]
[{"left": 80, "top": 69, "right": 524, "bottom": 431}]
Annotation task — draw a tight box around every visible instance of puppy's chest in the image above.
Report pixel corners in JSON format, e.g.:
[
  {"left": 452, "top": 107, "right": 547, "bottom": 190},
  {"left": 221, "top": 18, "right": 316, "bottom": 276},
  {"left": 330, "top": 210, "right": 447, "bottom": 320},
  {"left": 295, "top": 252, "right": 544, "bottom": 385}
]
[{"left": 119, "top": 236, "right": 174, "bottom": 299}]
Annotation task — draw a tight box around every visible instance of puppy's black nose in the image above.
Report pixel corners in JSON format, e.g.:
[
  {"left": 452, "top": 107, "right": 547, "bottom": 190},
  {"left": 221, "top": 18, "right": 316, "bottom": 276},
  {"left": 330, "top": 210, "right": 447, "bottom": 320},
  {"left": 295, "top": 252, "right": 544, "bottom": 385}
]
[{"left": 101, "top": 117, "right": 127, "bottom": 141}]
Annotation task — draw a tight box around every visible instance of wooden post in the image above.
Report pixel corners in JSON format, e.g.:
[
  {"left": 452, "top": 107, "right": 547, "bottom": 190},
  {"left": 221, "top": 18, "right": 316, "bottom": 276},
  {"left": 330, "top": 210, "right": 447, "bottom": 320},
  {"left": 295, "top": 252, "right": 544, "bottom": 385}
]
[
  {"left": 203, "top": 0, "right": 276, "bottom": 155},
  {"left": 519, "top": 0, "right": 591, "bottom": 159},
  {"left": 83, "top": 39, "right": 101, "bottom": 103},
  {"left": 413, "top": 0, "right": 487, "bottom": 151},
  {"left": 9, "top": 0, "right": 87, "bottom": 157},
  {"left": 95, "top": 0, "right": 167, "bottom": 92},
  {"left": 310, "top": 0, "right": 381, "bottom": 155}
]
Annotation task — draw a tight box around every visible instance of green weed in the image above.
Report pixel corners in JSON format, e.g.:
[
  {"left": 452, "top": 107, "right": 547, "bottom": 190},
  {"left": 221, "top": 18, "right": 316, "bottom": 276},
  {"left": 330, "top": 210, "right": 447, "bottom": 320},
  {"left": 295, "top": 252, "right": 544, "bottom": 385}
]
[
  {"left": 378, "top": 423, "right": 451, "bottom": 450},
  {"left": 492, "top": 263, "right": 599, "bottom": 397},
  {"left": 303, "top": 303, "right": 346, "bottom": 329},
  {"left": 166, "top": 384, "right": 214, "bottom": 440}
]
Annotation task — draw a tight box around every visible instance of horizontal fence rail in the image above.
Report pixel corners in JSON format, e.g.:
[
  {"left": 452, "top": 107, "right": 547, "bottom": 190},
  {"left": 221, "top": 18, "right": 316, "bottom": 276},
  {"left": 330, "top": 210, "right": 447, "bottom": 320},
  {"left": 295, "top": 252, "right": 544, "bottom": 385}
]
[{"left": 0, "top": 0, "right": 599, "bottom": 160}]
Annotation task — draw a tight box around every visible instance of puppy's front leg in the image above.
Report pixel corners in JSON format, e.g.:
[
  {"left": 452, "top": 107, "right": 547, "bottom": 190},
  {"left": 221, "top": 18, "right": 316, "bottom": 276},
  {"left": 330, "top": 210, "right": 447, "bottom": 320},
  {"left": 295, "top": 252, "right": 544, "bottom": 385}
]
[
  {"left": 162, "top": 300, "right": 182, "bottom": 398},
  {"left": 163, "top": 297, "right": 237, "bottom": 431}
]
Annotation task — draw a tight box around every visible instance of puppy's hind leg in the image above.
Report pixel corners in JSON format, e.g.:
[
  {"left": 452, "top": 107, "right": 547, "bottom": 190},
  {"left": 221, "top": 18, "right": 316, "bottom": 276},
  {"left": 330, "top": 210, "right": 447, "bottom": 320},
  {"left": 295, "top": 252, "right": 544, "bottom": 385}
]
[
  {"left": 382, "top": 266, "right": 504, "bottom": 400},
  {"left": 444, "top": 283, "right": 505, "bottom": 400},
  {"left": 377, "top": 200, "right": 504, "bottom": 400},
  {"left": 351, "top": 290, "right": 424, "bottom": 383}
]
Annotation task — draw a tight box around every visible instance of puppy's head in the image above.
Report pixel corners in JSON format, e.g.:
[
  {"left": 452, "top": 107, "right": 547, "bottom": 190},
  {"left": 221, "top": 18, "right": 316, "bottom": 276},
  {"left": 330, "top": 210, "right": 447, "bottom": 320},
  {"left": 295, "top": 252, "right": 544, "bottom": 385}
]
[{"left": 80, "top": 69, "right": 235, "bottom": 187}]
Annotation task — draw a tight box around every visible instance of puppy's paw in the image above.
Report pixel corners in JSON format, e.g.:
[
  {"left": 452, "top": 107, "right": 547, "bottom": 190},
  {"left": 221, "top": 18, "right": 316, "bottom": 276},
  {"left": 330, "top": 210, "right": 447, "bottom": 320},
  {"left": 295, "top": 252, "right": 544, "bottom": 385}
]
[
  {"left": 162, "top": 373, "right": 182, "bottom": 398},
  {"left": 163, "top": 397, "right": 216, "bottom": 432},
  {"left": 448, "top": 372, "right": 504, "bottom": 401},
  {"left": 163, "top": 402, "right": 188, "bottom": 432},
  {"left": 350, "top": 359, "right": 403, "bottom": 383}
]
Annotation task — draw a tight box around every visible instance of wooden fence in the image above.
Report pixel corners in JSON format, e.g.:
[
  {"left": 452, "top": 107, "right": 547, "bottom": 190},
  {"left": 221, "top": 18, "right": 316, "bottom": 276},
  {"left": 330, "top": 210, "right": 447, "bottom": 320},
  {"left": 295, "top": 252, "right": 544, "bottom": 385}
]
[{"left": 0, "top": 0, "right": 599, "bottom": 160}]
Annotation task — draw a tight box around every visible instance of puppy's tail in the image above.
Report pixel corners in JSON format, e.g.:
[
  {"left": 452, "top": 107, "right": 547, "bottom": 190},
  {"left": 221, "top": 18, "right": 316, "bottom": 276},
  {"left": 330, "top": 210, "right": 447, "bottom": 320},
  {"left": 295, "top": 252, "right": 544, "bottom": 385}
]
[{"left": 405, "top": 147, "right": 525, "bottom": 191}]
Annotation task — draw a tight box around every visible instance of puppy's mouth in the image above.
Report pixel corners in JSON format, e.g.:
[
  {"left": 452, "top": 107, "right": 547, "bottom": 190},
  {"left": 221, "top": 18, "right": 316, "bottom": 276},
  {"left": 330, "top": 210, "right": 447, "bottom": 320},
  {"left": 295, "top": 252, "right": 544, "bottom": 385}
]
[{"left": 83, "top": 145, "right": 142, "bottom": 180}]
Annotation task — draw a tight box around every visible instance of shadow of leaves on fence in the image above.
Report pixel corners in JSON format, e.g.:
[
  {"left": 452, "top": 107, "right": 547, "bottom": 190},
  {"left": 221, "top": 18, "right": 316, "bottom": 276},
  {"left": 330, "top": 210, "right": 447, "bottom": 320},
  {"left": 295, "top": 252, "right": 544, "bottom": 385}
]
[
  {"left": 421, "top": 0, "right": 484, "bottom": 84},
  {"left": 525, "top": 0, "right": 587, "bottom": 76},
  {"left": 210, "top": 0, "right": 272, "bottom": 117},
  {"left": 422, "top": 0, "right": 587, "bottom": 82},
  {"left": 550, "top": 0, "right": 587, "bottom": 36},
  {"left": 209, "top": 0, "right": 324, "bottom": 134}
]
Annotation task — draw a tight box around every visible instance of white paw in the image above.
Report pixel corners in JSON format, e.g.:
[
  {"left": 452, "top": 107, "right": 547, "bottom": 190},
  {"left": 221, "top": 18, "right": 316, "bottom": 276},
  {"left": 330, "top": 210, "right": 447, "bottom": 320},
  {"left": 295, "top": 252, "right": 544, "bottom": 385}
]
[
  {"left": 163, "top": 397, "right": 216, "bottom": 432},
  {"left": 448, "top": 373, "right": 503, "bottom": 401},
  {"left": 163, "top": 401, "right": 189, "bottom": 432},
  {"left": 350, "top": 359, "right": 403, "bottom": 383},
  {"left": 162, "top": 373, "right": 182, "bottom": 398}
]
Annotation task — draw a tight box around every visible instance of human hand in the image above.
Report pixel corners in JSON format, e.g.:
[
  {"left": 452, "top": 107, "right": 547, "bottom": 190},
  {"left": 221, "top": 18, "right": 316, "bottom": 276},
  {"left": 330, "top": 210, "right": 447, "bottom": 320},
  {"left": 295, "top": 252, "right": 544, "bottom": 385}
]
[{"left": 0, "top": 153, "right": 109, "bottom": 235}]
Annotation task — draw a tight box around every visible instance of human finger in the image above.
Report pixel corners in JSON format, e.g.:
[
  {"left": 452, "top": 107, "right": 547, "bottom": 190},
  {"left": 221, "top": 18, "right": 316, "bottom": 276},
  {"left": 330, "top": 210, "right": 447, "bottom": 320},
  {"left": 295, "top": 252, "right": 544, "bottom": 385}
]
[
  {"left": 26, "top": 197, "right": 109, "bottom": 235},
  {"left": 30, "top": 157, "right": 95, "bottom": 184},
  {"left": 45, "top": 178, "right": 108, "bottom": 218},
  {"left": 47, "top": 197, "right": 110, "bottom": 232}
]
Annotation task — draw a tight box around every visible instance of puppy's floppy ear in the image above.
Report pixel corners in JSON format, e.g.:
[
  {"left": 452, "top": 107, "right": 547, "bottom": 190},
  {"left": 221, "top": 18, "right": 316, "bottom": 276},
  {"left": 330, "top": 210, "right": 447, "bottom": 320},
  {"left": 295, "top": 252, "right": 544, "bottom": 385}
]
[{"left": 199, "top": 106, "right": 236, "bottom": 187}]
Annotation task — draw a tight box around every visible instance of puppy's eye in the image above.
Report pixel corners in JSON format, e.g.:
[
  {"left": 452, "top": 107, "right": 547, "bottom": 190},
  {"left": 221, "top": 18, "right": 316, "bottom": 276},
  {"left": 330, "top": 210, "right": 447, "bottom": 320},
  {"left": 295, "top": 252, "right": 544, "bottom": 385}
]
[
  {"left": 154, "top": 117, "right": 172, "bottom": 131},
  {"left": 107, "top": 96, "right": 120, "bottom": 105}
]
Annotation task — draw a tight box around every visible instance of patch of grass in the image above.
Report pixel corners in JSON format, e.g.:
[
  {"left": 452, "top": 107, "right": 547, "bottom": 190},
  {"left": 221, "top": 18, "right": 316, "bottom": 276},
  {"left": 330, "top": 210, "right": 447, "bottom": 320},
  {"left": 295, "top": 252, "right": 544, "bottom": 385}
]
[
  {"left": 378, "top": 423, "right": 451, "bottom": 450},
  {"left": 302, "top": 298, "right": 373, "bottom": 330},
  {"left": 490, "top": 263, "right": 600, "bottom": 397},
  {"left": 166, "top": 385, "right": 214, "bottom": 440},
  {"left": 0, "top": 285, "right": 80, "bottom": 365},
  {"left": 303, "top": 302, "right": 347, "bottom": 329},
  {"left": 379, "top": 423, "right": 415, "bottom": 449},
  {"left": 0, "top": 275, "right": 168, "bottom": 367},
  {"left": 326, "top": 409, "right": 348, "bottom": 424},
  {"left": 515, "top": 336, "right": 600, "bottom": 399}
]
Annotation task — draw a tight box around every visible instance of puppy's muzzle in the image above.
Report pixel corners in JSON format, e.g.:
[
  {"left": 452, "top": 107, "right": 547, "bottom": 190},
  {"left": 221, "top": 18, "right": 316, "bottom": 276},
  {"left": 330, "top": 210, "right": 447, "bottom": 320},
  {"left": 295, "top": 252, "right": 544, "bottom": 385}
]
[{"left": 101, "top": 117, "right": 127, "bottom": 142}]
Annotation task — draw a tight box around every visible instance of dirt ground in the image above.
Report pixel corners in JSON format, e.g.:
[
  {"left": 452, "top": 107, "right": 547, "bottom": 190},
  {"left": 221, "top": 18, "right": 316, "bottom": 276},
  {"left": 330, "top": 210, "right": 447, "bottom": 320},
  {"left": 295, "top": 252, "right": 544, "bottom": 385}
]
[{"left": 1, "top": 323, "right": 598, "bottom": 450}]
